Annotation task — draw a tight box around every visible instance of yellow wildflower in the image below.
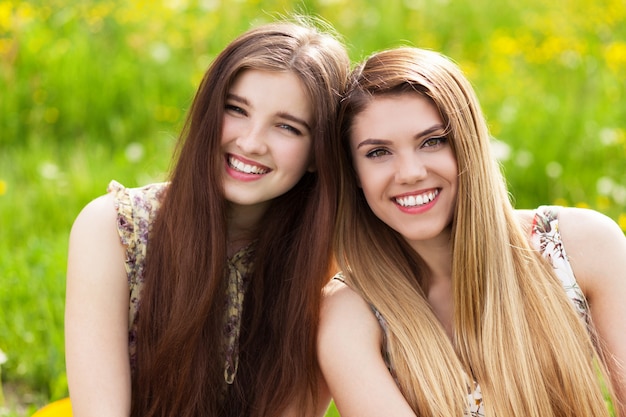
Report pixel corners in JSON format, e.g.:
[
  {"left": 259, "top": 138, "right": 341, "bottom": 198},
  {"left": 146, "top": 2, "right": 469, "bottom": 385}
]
[
  {"left": 0, "top": 1, "right": 11, "bottom": 32},
  {"left": 605, "top": 41, "right": 626, "bottom": 74},
  {"left": 31, "top": 397, "right": 73, "bottom": 417},
  {"left": 553, "top": 197, "right": 569, "bottom": 207},
  {"left": 596, "top": 195, "right": 611, "bottom": 211}
]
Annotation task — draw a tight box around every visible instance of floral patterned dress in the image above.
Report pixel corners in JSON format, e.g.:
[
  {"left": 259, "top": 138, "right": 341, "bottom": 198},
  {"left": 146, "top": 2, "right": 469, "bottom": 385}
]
[
  {"left": 353, "top": 205, "right": 589, "bottom": 416},
  {"left": 108, "top": 180, "right": 254, "bottom": 386}
]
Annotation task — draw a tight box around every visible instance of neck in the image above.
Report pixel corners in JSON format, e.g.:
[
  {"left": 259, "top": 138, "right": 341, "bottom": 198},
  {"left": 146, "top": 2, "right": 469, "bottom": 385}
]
[
  {"left": 226, "top": 201, "right": 268, "bottom": 256},
  {"left": 409, "top": 229, "right": 454, "bottom": 338},
  {"left": 409, "top": 228, "right": 453, "bottom": 282}
]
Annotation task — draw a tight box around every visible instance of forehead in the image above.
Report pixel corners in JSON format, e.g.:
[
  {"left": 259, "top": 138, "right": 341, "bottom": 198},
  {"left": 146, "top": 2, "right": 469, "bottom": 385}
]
[
  {"left": 229, "top": 69, "right": 313, "bottom": 121},
  {"left": 351, "top": 93, "right": 442, "bottom": 137}
]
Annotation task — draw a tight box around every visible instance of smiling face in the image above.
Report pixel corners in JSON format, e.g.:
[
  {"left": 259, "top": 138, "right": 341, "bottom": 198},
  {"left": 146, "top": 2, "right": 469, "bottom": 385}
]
[
  {"left": 349, "top": 93, "right": 458, "bottom": 249},
  {"left": 221, "top": 69, "right": 314, "bottom": 214}
]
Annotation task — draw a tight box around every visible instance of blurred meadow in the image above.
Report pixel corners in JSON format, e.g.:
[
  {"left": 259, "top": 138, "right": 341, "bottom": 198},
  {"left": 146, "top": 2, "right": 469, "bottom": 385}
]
[{"left": 1, "top": 0, "right": 625, "bottom": 415}]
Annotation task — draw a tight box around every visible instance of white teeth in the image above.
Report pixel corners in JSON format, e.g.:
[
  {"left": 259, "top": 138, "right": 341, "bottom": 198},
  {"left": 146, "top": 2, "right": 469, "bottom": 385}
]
[
  {"left": 395, "top": 189, "right": 439, "bottom": 207},
  {"left": 229, "top": 156, "right": 268, "bottom": 174}
]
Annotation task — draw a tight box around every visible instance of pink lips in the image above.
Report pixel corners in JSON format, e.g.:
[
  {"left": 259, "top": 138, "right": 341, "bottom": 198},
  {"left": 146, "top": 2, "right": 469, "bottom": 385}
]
[
  {"left": 392, "top": 188, "right": 440, "bottom": 214},
  {"left": 225, "top": 154, "right": 271, "bottom": 182}
]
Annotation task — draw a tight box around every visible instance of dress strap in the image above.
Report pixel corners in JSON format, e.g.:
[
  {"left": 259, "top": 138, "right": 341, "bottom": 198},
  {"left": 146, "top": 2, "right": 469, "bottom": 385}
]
[{"left": 333, "top": 272, "right": 346, "bottom": 283}]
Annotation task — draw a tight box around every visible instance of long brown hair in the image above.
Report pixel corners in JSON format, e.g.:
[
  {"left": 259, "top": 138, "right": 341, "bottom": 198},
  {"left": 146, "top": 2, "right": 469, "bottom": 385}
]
[
  {"left": 131, "top": 19, "right": 349, "bottom": 417},
  {"left": 335, "top": 47, "right": 614, "bottom": 416}
]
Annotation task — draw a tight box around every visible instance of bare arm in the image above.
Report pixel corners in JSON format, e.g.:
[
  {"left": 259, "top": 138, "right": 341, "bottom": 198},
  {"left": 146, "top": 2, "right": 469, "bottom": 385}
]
[
  {"left": 65, "top": 194, "right": 131, "bottom": 417},
  {"left": 317, "top": 280, "right": 417, "bottom": 417},
  {"left": 558, "top": 207, "right": 626, "bottom": 416}
]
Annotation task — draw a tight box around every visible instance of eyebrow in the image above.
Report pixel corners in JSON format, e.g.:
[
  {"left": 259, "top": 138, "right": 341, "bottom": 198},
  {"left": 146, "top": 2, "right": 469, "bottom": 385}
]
[
  {"left": 226, "top": 93, "right": 312, "bottom": 132},
  {"left": 277, "top": 112, "right": 312, "bottom": 132},
  {"left": 356, "top": 124, "right": 446, "bottom": 149}
]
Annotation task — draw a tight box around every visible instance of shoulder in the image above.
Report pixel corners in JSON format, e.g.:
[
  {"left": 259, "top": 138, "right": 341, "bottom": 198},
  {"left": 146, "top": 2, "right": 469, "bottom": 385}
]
[
  {"left": 555, "top": 207, "right": 626, "bottom": 283},
  {"left": 69, "top": 191, "right": 126, "bottom": 276},
  {"left": 67, "top": 192, "right": 129, "bottom": 321},
  {"left": 514, "top": 206, "right": 626, "bottom": 291},
  {"left": 70, "top": 180, "right": 167, "bottom": 244},
  {"left": 320, "top": 279, "right": 367, "bottom": 323},
  {"left": 318, "top": 277, "right": 383, "bottom": 355},
  {"left": 320, "top": 279, "right": 380, "bottom": 330},
  {"left": 527, "top": 206, "right": 626, "bottom": 298},
  {"left": 515, "top": 205, "right": 622, "bottom": 242},
  {"left": 556, "top": 206, "right": 624, "bottom": 244},
  {"left": 71, "top": 192, "right": 119, "bottom": 240},
  {"left": 68, "top": 180, "right": 170, "bottom": 278}
]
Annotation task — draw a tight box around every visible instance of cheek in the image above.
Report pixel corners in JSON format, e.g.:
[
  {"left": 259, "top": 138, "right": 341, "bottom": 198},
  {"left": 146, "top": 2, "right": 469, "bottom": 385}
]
[
  {"left": 220, "top": 117, "right": 234, "bottom": 145},
  {"left": 356, "top": 172, "right": 382, "bottom": 204},
  {"left": 283, "top": 141, "right": 314, "bottom": 174},
  {"left": 353, "top": 160, "right": 387, "bottom": 195},
  {"left": 447, "top": 163, "right": 459, "bottom": 188}
]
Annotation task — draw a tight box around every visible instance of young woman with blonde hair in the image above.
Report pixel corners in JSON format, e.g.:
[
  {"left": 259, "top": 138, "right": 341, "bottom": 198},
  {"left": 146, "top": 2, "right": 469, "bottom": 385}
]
[
  {"left": 319, "top": 47, "right": 626, "bottom": 416},
  {"left": 66, "top": 19, "right": 349, "bottom": 417}
]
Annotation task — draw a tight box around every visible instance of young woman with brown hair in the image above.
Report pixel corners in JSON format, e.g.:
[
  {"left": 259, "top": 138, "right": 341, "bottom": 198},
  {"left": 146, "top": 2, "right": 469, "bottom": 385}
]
[
  {"left": 65, "top": 19, "right": 349, "bottom": 417},
  {"left": 318, "top": 47, "right": 626, "bottom": 417}
]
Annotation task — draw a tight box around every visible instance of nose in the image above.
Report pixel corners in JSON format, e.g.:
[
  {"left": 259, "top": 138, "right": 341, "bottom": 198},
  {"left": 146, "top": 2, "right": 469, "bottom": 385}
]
[
  {"left": 235, "top": 124, "right": 268, "bottom": 155},
  {"left": 394, "top": 153, "right": 427, "bottom": 184}
]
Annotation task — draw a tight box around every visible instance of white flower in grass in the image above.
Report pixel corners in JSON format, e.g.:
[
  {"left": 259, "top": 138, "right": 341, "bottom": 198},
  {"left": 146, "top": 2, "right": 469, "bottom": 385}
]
[
  {"left": 612, "top": 184, "right": 626, "bottom": 205},
  {"left": 125, "top": 142, "right": 144, "bottom": 163},
  {"left": 199, "top": 0, "right": 219, "bottom": 11},
  {"left": 39, "top": 162, "right": 60, "bottom": 180},
  {"left": 150, "top": 42, "right": 171, "bottom": 64},
  {"left": 597, "top": 177, "right": 614, "bottom": 196},
  {"left": 490, "top": 138, "right": 511, "bottom": 162},
  {"left": 514, "top": 149, "right": 534, "bottom": 168},
  {"left": 599, "top": 128, "right": 619, "bottom": 146},
  {"left": 546, "top": 161, "right": 562, "bottom": 179},
  {"left": 0, "top": 348, "right": 6, "bottom": 365}
]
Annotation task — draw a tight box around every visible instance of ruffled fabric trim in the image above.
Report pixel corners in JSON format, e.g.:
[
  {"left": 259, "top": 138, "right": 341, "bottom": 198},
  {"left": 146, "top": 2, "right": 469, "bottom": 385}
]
[
  {"left": 107, "top": 180, "right": 168, "bottom": 371},
  {"left": 531, "top": 205, "right": 590, "bottom": 321}
]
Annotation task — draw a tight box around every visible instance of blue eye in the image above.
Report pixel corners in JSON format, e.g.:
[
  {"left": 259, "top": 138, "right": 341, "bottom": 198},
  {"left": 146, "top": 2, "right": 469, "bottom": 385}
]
[{"left": 278, "top": 123, "right": 302, "bottom": 136}]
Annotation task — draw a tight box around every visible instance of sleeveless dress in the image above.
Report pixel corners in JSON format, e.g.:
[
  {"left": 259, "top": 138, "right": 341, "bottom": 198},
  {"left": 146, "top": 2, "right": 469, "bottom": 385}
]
[
  {"left": 107, "top": 180, "right": 254, "bottom": 385},
  {"left": 339, "top": 205, "right": 590, "bottom": 417}
]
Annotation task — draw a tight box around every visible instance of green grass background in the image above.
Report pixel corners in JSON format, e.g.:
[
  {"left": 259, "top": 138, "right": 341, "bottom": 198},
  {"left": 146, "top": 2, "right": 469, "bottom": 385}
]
[{"left": 1, "top": 0, "right": 625, "bottom": 415}]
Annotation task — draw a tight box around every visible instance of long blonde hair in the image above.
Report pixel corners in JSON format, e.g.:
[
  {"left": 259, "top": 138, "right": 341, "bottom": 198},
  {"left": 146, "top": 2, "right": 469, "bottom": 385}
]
[{"left": 335, "top": 47, "right": 614, "bottom": 416}]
